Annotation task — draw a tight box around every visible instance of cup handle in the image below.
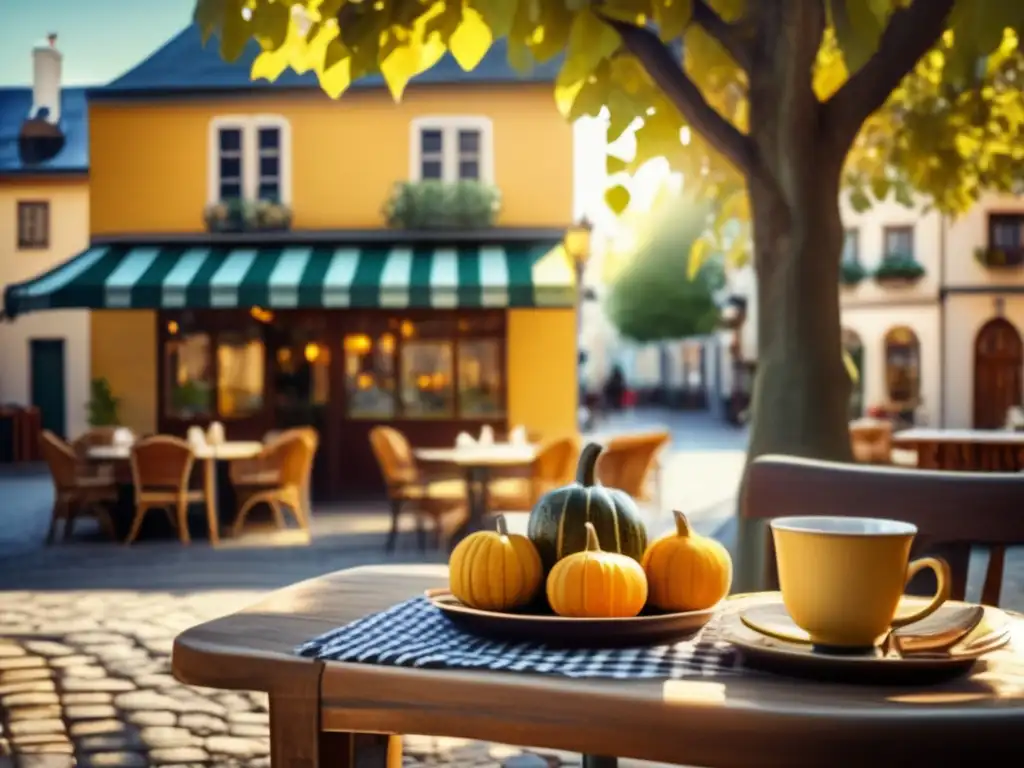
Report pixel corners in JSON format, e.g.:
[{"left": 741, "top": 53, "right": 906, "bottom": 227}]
[{"left": 889, "top": 556, "right": 952, "bottom": 629}]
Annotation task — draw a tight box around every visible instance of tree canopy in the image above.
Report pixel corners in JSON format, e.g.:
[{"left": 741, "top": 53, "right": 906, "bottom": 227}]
[{"left": 605, "top": 198, "right": 722, "bottom": 344}]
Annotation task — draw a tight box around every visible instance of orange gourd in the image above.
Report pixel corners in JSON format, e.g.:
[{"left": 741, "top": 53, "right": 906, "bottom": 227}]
[
  {"left": 642, "top": 510, "right": 732, "bottom": 612},
  {"left": 449, "top": 514, "right": 543, "bottom": 611},
  {"left": 546, "top": 522, "right": 648, "bottom": 618}
]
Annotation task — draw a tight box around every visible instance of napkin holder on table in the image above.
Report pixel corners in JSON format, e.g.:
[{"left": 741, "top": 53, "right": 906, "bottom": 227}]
[
  {"left": 112, "top": 427, "right": 134, "bottom": 447},
  {"left": 455, "top": 432, "right": 476, "bottom": 448},
  {"left": 206, "top": 421, "right": 226, "bottom": 446},
  {"left": 187, "top": 426, "right": 208, "bottom": 450},
  {"left": 479, "top": 425, "right": 495, "bottom": 446},
  {"left": 509, "top": 425, "right": 527, "bottom": 445}
]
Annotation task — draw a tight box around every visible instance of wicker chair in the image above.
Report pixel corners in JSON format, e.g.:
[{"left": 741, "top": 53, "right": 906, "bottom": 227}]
[
  {"left": 230, "top": 429, "right": 318, "bottom": 535},
  {"left": 40, "top": 430, "right": 118, "bottom": 543},
  {"left": 127, "top": 436, "right": 204, "bottom": 545},
  {"left": 489, "top": 435, "right": 580, "bottom": 511}
]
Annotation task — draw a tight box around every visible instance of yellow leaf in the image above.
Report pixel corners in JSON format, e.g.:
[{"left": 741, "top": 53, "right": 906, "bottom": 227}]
[
  {"left": 606, "top": 184, "right": 631, "bottom": 215},
  {"left": 252, "top": 47, "right": 291, "bottom": 82},
  {"left": 450, "top": 7, "right": 493, "bottom": 71},
  {"left": 688, "top": 236, "right": 711, "bottom": 279},
  {"left": 319, "top": 49, "right": 352, "bottom": 99},
  {"left": 472, "top": 0, "right": 519, "bottom": 38},
  {"left": 653, "top": 0, "right": 693, "bottom": 42}
]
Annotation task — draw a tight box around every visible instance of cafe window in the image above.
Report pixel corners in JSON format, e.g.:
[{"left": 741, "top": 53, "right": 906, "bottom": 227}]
[
  {"left": 208, "top": 116, "right": 291, "bottom": 204},
  {"left": 343, "top": 312, "right": 505, "bottom": 420},
  {"left": 990, "top": 214, "right": 1024, "bottom": 249},
  {"left": 162, "top": 312, "right": 266, "bottom": 421},
  {"left": 410, "top": 117, "right": 493, "bottom": 183},
  {"left": 883, "top": 225, "right": 914, "bottom": 260},
  {"left": 841, "top": 228, "right": 859, "bottom": 264},
  {"left": 884, "top": 325, "right": 921, "bottom": 404}
]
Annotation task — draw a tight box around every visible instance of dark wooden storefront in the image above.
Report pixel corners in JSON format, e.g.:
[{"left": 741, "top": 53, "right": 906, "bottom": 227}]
[{"left": 157, "top": 308, "right": 509, "bottom": 499}]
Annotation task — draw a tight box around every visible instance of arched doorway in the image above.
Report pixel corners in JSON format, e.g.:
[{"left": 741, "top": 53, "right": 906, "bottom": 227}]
[
  {"left": 884, "top": 326, "right": 921, "bottom": 425},
  {"left": 842, "top": 328, "right": 864, "bottom": 418},
  {"left": 974, "top": 318, "right": 1023, "bottom": 429}
]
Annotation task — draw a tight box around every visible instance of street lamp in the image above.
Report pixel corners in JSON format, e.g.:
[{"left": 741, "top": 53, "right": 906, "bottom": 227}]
[{"left": 564, "top": 217, "right": 594, "bottom": 423}]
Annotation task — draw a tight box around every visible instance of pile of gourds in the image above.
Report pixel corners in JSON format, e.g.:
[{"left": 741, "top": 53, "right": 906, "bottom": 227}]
[{"left": 448, "top": 442, "right": 733, "bottom": 618}]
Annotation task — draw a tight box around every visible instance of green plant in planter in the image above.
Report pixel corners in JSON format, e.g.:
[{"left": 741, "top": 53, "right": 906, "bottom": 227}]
[
  {"left": 974, "top": 246, "right": 1024, "bottom": 268},
  {"left": 382, "top": 180, "right": 501, "bottom": 229},
  {"left": 204, "top": 199, "right": 253, "bottom": 233},
  {"left": 874, "top": 254, "right": 925, "bottom": 283},
  {"left": 86, "top": 377, "right": 121, "bottom": 427},
  {"left": 253, "top": 199, "right": 292, "bottom": 231},
  {"left": 171, "top": 380, "right": 212, "bottom": 417},
  {"left": 839, "top": 260, "right": 867, "bottom": 287}
]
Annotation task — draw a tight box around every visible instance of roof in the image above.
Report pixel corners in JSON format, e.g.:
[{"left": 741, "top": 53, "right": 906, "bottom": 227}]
[
  {"left": 93, "top": 24, "right": 561, "bottom": 98},
  {"left": 0, "top": 86, "right": 89, "bottom": 175}
]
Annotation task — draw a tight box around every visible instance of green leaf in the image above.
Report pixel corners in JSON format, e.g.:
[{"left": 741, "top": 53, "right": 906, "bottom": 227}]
[
  {"left": 554, "top": 10, "right": 621, "bottom": 116},
  {"left": 653, "top": 0, "right": 693, "bottom": 42},
  {"left": 605, "top": 184, "right": 631, "bottom": 214},
  {"left": 449, "top": 7, "right": 494, "bottom": 71},
  {"left": 848, "top": 187, "right": 872, "bottom": 213},
  {"left": 472, "top": 0, "right": 519, "bottom": 37},
  {"left": 219, "top": 0, "right": 253, "bottom": 62},
  {"left": 606, "top": 154, "right": 629, "bottom": 175},
  {"left": 194, "top": 0, "right": 227, "bottom": 43},
  {"left": 829, "top": 0, "right": 888, "bottom": 75},
  {"left": 250, "top": 0, "right": 291, "bottom": 51},
  {"left": 869, "top": 176, "right": 890, "bottom": 201}
]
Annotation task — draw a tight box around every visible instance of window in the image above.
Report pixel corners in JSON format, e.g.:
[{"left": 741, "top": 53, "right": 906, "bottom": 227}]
[
  {"left": 410, "top": 117, "right": 493, "bottom": 183},
  {"left": 883, "top": 226, "right": 914, "bottom": 259},
  {"left": 208, "top": 116, "right": 290, "bottom": 204},
  {"left": 161, "top": 312, "right": 266, "bottom": 422},
  {"left": 342, "top": 312, "right": 505, "bottom": 420},
  {"left": 17, "top": 201, "right": 49, "bottom": 249},
  {"left": 990, "top": 214, "right": 1024, "bottom": 249},
  {"left": 841, "top": 228, "right": 859, "bottom": 264},
  {"left": 884, "top": 326, "right": 921, "bottom": 404}
]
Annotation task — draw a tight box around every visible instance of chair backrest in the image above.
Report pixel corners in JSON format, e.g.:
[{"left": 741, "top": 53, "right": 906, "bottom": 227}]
[
  {"left": 369, "top": 426, "right": 418, "bottom": 487},
  {"left": 597, "top": 430, "right": 671, "bottom": 498},
  {"left": 130, "top": 436, "right": 195, "bottom": 496},
  {"left": 849, "top": 419, "right": 893, "bottom": 464},
  {"left": 742, "top": 455, "right": 1024, "bottom": 606},
  {"left": 533, "top": 435, "right": 580, "bottom": 485},
  {"left": 264, "top": 428, "right": 318, "bottom": 487},
  {"left": 40, "top": 430, "right": 79, "bottom": 491}
]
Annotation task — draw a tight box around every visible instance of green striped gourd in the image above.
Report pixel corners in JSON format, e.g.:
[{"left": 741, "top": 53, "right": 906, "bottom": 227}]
[{"left": 526, "top": 441, "right": 648, "bottom": 574}]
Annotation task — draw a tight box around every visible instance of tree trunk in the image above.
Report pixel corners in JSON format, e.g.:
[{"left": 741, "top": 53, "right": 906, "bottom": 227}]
[{"left": 732, "top": 1, "right": 855, "bottom": 592}]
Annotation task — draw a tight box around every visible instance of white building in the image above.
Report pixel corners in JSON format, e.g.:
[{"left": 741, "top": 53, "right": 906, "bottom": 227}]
[{"left": 721, "top": 192, "right": 1024, "bottom": 429}]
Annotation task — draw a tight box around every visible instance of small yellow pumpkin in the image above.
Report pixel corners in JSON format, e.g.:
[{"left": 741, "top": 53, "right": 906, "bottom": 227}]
[
  {"left": 449, "top": 514, "right": 543, "bottom": 611},
  {"left": 546, "top": 522, "right": 648, "bottom": 618},
  {"left": 642, "top": 510, "right": 732, "bottom": 612}
]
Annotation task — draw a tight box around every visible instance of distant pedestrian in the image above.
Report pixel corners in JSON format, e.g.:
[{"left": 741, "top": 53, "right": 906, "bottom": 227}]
[{"left": 604, "top": 365, "right": 626, "bottom": 411}]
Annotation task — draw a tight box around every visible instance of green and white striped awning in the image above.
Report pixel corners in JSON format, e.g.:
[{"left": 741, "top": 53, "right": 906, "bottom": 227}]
[{"left": 3, "top": 241, "right": 577, "bottom": 318}]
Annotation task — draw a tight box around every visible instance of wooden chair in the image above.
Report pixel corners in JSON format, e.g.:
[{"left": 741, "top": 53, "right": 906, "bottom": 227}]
[
  {"left": 39, "top": 430, "right": 117, "bottom": 543},
  {"left": 71, "top": 426, "right": 123, "bottom": 482},
  {"left": 127, "top": 435, "right": 204, "bottom": 545},
  {"left": 596, "top": 430, "right": 671, "bottom": 504},
  {"left": 489, "top": 435, "right": 580, "bottom": 511},
  {"left": 849, "top": 419, "right": 893, "bottom": 464},
  {"left": 742, "top": 455, "right": 1024, "bottom": 606},
  {"left": 369, "top": 426, "right": 466, "bottom": 552},
  {"left": 230, "top": 429, "right": 318, "bottom": 536}
]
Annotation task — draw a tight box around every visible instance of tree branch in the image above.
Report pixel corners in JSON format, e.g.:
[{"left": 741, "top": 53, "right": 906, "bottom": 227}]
[
  {"left": 691, "top": 0, "right": 753, "bottom": 72},
  {"left": 823, "top": 0, "right": 955, "bottom": 148},
  {"left": 602, "top": 16, "right": 756, "bottom": 176}
]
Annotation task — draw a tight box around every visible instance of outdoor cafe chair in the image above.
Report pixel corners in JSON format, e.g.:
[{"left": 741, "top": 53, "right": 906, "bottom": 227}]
[
  {"left": 370, "top": 426, "right": 466, "bottom": 552},
  {"left": 597, "top": 430, "right": 671, "bottom": 507},
  {"left": 229, "top": 428, "right": 318, "bottom": 536},
  {"left": 39, "top": 430, "right": 118, "bottom": 543},
  {"left": 743, "top": 455, "right": 1024, "bottom": 606},
  {"left": 126, "top": 435, "right": 205, "bottom": 545},
  {"left": 488, "top": 434, "right": 580, "bottom": 511}
]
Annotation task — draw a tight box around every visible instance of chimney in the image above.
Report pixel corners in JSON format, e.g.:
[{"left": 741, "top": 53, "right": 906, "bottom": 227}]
[{"left": 31, "top": 32, "right": 62, "bottom": 124}]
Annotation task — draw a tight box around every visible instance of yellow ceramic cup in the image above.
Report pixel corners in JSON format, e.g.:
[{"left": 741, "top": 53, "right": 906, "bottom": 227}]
[{"left": 770, "top": 516, "right": 951, "bottom": 648}]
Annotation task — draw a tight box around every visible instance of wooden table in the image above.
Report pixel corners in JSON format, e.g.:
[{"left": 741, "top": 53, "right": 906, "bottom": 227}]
[
  {"left": 172, "top": 564, "right": 1024, "bottom": 768},
  {"left": 892, "top": 428, "right": 1024, "bottom": 471},
  {"left": 415, "top": 444, "right": 537, "bottom": 548},
  {"left": 88, "top": 441, "right": 264, "bottom": 544}
]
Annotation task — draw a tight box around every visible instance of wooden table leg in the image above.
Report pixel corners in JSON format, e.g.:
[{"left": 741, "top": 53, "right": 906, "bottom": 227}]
[
  {"left": 448, "top": 466, "right": 488, "bottom": 552},
  {"left": 320, "top": 733, "right": 402, "bottom": 768},
  {"left": 204, "top": 457, "right": 221, "bottom": 546}
]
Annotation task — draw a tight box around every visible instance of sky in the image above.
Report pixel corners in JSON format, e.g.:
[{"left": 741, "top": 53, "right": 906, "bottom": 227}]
[{"left": 0, "top": 0, "right": 196, "bottom": 85}]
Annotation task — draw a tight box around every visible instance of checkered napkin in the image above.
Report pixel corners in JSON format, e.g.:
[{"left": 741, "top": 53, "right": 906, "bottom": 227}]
[{"left": 296, "top": 597, "right": 741, "bottom": 680}]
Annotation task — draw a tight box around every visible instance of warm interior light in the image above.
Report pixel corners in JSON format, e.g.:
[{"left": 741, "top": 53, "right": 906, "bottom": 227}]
[
  {"left": 344, "top": 334, "right": 372, "bottom": 353},
  {"left": 167, "top": 321, "right": 179, "bottom": 335},
  {"left": 400, "top": 320, "right": 415, "bottom": 339},
  {"left": 379, "top": 333, "right": 395, "bottom": 354},
  {"left": 417, "top": 374, "right": 432, "bottom": 389},
  {"left": 304, "top": 343, "right": 320, "bottom": 363},
  {"left": 564, "top": 217, "right": 594, "bottom": 265},
  {"left": 357, "top": 373, "right": 373, "bottom": 390}
]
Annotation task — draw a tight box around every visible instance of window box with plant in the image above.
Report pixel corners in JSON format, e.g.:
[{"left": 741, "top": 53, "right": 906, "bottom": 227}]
[
  {"left": 874, "top": 254, "right": 925, "bottom": 286},
  {"left": 383, "top": 180, "right": 501, "bottom": 230},
  {"left": 975, "top": 246, "right": 1024, "bottom": 269},
  {"left": 203, "top": 199, "right": 292, "bottom": 233},
  {"left": 840, "top": 259, "right": 867, "bottom": 287}
]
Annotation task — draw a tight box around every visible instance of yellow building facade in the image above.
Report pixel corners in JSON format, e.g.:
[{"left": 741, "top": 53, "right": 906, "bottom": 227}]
[{"left": 7, "top": 28, "right": 582, "bottom": 496}]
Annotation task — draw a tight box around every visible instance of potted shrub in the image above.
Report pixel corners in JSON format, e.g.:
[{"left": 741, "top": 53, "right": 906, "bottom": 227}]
[
  {"left": 873, "top": 254, "right": 925, "bottom": 286},
  {"left": 974, "top": 246, "right": 1024, "bottom": 268},
  {"left": 253, "top": 199, "right": 292, "bottom": 231},
  {"left": 839, "top": 260, "right": 867, "bottom": 288},
  {"left": 382, "top": 180, "right": 502, "bottom": 229},
  {"left": 86, "top": 377, "right": 120, "bottom": 427},
  {"left": 204, "top": 199, "right": 252, "bottom": 233}
]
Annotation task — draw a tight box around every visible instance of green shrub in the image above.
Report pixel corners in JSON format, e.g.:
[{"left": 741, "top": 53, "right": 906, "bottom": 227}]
[
  {"left": 382, "top": 180, "right": 501, "bottom": 229},
  {"left": 87, "top": 378, "right": 120, "bottom": 427},
  {"left": 839, "top": 259, "right": 867, "bottom": 286},
  {"left": 874, "top": 254, "right": 925, "bottom": 282}
]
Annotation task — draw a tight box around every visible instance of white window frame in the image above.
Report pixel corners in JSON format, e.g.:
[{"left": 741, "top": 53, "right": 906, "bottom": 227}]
[
  {"left": 207, "top": 115, "right": 292, "bottom": 205},
  {"left": 409, "top": 116, "right": 494, "bottom": 184}
]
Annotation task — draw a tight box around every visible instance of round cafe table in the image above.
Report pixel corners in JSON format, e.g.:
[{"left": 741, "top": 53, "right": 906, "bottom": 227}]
[
  {"left": 87, "top": 440, "right": 264, "bottom": 543},
  {"left": 414, "top": 444, "right": 536, "bottom": 549},
  {"left": 172, "top": 564, "right": 1024, "bottom": 768}
]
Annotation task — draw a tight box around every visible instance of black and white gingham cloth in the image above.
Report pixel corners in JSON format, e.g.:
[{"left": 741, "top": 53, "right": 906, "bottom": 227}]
[{"left": 296, "top": 597, "right": 741, "bottom": 679}]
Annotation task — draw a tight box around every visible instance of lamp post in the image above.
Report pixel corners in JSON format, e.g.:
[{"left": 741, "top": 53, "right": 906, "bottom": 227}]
[{"left": 564, "top": 217, "right": 594, "bottom": 423}]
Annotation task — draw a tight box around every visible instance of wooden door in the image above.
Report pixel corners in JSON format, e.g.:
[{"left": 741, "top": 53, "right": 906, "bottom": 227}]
[
  {"left": 30, "top": 338, "right": 66, "bottom": 439},
  {"left": 974, "top": 318, "right": 1023, "bottom": 429}
]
